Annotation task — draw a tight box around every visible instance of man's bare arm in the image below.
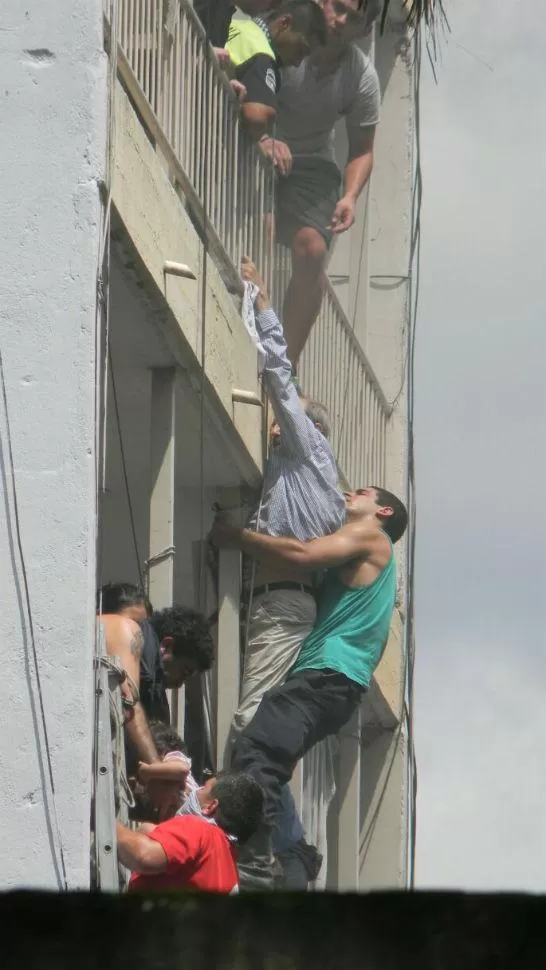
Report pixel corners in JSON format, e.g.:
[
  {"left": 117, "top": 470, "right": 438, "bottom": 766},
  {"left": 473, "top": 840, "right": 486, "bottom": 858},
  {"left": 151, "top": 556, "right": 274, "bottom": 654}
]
[
  {"left": 126, "top": 702, "right": 160, "bottom": 765},
  {"left": 241, "top": 102, "right": 276, "bottom": 140},
  {"left": 103, "top": 616, "right": 160, "bottom": 764},
  {"left": 330, "top": 127, "right": 375, "bottom": 234},
  {"left": 211, "top": 519, "right": 385, "bottom": 570},
  {"left": 345, "top": 126, "right": 375, "bottom": 198},
  {"left": 116, "top": 822, "right": 167, "bottom": 874}
]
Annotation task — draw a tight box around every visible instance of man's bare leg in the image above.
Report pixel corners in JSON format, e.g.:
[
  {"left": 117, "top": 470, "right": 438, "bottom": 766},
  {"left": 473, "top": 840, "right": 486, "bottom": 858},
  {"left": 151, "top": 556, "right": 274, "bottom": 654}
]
[{"left": 282, "top": 226, "right": 328, "bottom": 366}]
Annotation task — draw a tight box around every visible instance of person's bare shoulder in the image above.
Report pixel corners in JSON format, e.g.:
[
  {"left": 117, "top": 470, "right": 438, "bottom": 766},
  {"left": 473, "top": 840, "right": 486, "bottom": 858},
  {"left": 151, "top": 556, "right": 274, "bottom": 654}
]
[
  {"left": 102, "top": 615, "right": 144, "bottom": 661},
  {"left": 348, "top": 518, "right": 392, "bottom": 566}
]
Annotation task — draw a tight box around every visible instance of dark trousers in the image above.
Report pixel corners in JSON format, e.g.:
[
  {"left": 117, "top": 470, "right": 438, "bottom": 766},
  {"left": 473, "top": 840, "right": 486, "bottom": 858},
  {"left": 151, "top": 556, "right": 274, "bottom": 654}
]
[{"left": 232, "top": 669, "right": 363, "bottom": 828}]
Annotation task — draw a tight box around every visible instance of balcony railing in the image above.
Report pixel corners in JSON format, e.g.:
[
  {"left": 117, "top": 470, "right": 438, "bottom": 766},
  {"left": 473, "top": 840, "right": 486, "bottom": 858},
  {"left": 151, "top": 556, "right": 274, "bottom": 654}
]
[
  {"left": 104, "top": 0, "right": 391, "bottom": 487},
  {"left": 105, "top": 0, "right": 274, "bottom": 288},
  {"left": 299, "top": 280, "right": 390, "bottom": 487},
  {"left": 273, "top": 250, "right": 391, "bottom": 487}
]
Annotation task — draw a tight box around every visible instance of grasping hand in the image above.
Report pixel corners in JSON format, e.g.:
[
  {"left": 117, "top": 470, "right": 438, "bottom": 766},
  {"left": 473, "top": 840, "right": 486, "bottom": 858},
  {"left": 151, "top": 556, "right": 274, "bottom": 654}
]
[
  {"left": 328, "top": 195, "right": 356, "bottom": 234},
  {"left": 146, "top": 779, "right": 182, "bottom": 822},
  {"left": 241, "top": 256, "right": 269, "bottom": 309},
  {"left": 230, "top": 79, "right": 247, "bottom": 102},
  {"left": 258, "top": 136, "right": 293, "bottom": 176},
  {"left": 213, "top": 47, "right": 231, "bottom": 68}
]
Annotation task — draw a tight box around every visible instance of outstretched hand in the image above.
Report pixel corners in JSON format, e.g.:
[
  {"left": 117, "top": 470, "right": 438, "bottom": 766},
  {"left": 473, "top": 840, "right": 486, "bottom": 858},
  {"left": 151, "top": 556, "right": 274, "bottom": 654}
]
[{"left": 241, "top": 256, "right": 269, "bottom": 309}]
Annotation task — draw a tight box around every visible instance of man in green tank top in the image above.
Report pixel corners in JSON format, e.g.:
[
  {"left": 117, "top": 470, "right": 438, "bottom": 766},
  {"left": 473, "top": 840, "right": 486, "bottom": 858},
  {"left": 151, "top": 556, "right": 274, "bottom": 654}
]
[{"left": 211, "top": 485, "right": 407, "bottom": 880}]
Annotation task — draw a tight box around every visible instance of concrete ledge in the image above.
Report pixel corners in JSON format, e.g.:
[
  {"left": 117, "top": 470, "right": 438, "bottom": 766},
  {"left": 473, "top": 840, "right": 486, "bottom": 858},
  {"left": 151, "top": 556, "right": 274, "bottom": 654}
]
[{"left": 361, "top": 607, "right": 405, "bottom": 732}]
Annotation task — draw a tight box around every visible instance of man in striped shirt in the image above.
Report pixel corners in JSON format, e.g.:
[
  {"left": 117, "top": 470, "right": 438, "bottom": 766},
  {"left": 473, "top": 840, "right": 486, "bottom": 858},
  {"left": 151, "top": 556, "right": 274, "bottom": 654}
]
[{"left": 222, "top": 258, "right": 345, "bottom": 889}]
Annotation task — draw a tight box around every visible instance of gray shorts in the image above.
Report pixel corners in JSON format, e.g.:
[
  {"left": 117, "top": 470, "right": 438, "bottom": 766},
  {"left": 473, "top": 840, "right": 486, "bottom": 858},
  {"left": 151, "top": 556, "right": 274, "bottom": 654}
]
[{"left": 270, "top": 156, "right": 342, "bottom": 249}]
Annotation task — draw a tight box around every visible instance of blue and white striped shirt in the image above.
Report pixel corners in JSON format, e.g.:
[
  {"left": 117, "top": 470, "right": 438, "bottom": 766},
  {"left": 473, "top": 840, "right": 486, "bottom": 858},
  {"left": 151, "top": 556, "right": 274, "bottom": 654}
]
[{"left": 247, "top": 307, "right": 345, "bottom": 541}]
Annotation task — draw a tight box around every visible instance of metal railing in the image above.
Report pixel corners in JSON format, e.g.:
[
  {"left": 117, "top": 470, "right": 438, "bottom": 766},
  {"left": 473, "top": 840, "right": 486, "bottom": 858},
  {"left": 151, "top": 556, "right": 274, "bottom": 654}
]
[
  {"left": 105, "top": 0, "right": 274, "bottom": 288},
  {"left": 298, "top": 280, "right": 390, "bottom": 487},
  {"left": 272, "top": 249, "right": 391, "bottom": 487},
  {"left": 104, "top": 0, "right": 391, "bottom": 486}
]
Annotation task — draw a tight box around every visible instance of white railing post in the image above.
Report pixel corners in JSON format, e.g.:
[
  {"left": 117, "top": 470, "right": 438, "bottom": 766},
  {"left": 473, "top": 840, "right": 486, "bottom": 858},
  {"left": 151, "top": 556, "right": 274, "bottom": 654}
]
[
  {"left": 216, "top": 546, "right": 241, "bottom": 769},
  {"left": 148, "top": 368, "right": 178, "bottom": 726},
  {"left": 107, "top": 0, "right": 272, "bottom": 291},
  {"left": 330, "top": 707, "right": 361, "bottom": 891}
]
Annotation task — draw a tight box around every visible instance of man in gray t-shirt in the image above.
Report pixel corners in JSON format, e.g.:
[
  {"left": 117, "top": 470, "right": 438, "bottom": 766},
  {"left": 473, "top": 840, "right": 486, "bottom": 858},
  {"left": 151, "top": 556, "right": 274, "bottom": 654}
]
[{"left": 260, "top": 0, "right": 381, "bottom": 364}]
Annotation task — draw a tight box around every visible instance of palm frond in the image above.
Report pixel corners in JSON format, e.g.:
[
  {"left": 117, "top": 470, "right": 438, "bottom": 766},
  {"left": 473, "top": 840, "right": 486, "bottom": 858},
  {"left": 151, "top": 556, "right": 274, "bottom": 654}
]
[{"left": 380, "top": 0, "right": 449, "bottom": 32}]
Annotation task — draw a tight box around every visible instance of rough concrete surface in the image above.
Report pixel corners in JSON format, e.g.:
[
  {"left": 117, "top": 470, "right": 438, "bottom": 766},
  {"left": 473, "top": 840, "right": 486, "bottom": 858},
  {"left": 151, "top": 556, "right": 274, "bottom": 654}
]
[{"left": 0, "top": 0, "right": 107, "bottom": 888}]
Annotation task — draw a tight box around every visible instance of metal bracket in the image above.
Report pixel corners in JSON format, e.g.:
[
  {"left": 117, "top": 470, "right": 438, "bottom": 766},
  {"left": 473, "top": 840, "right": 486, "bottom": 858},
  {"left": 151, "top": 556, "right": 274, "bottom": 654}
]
[
  {"left": 164, "top": 260, "right": 196, "bottom": 280},
  {"left": 145, "top": 544, "right": 176, "bottom": 571},
  {"left": 232, "top": 389, "right": 263, "bottom": 407}
]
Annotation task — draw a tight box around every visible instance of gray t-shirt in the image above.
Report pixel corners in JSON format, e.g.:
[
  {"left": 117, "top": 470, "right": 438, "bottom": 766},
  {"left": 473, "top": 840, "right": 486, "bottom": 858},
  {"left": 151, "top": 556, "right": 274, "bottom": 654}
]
[{"left": 276, "top": 46, "right": 380, "bottom": 163}]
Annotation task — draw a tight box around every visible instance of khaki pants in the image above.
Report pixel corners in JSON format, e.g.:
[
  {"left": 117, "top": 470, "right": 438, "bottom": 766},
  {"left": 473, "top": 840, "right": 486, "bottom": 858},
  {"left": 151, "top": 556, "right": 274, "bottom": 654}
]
[{"left": 232, "top": 589, "right": 317, "bottom": 735}]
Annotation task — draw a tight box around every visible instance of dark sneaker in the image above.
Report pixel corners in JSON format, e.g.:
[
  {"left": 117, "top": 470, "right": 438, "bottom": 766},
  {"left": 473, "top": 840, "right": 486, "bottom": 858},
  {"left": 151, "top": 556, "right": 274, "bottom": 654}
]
[
  {"left": 295, "top": 839, "right": 323, "bottom": 882},
  {"left": 276, "top": 839, "right": 323, "bottom": 889}
]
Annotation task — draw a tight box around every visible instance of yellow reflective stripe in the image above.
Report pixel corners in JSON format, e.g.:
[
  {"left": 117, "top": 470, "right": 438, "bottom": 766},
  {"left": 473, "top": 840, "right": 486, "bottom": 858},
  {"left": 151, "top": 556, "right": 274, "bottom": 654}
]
[{"left": 226, "top": 20, "right": 275, "bottom": 68}]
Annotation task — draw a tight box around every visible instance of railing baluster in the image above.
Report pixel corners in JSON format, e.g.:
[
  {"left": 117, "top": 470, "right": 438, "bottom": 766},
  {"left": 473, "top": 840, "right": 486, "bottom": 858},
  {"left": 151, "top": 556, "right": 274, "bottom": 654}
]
[{"left": 105, "top": 0, "right": 391, "bottom": 491}]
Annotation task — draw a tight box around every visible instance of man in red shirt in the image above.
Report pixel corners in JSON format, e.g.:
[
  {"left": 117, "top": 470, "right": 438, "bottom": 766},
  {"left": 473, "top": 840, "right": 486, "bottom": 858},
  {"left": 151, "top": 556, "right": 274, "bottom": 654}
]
[{"left": 117, "top": 771, "right": 264, "bottom": 894}]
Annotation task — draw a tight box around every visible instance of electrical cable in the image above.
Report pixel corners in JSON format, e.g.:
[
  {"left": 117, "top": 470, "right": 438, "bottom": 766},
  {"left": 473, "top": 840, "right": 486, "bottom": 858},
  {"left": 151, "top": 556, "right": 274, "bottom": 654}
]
[
  {"left": 0, "top": 348, "right": 69, "bottom": 891},
  {"left": 195, "top": 4, "right": 215, "bottom": 773},
  {"left": 403, "top": 13, "right": 424, "bottom": 889},
  {"left": 107, "top": 343, "right": 145, "bottom": 590},
  {"left": 357, "top": 15, "right": 423, "bottom": 879}
]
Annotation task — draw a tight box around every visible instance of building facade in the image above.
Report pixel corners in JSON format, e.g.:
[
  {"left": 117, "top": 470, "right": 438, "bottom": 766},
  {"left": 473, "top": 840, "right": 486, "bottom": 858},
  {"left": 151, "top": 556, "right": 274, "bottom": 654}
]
[{"left": 0, "top": 0, "right": 414, "bottom": 890}]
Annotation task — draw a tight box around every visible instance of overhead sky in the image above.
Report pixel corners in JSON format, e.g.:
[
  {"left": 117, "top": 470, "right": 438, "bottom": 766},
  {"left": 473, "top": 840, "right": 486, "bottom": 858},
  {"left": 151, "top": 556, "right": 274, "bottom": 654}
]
[{"left": 414, "top": 0, "right": 546, "bottom": 890}]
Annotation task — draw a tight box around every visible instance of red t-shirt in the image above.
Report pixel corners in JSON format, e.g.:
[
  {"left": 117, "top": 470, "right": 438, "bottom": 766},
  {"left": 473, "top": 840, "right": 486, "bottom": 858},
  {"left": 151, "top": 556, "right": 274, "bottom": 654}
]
[{"left": 128, "top": 815, "right": 239, "bottom": 894}]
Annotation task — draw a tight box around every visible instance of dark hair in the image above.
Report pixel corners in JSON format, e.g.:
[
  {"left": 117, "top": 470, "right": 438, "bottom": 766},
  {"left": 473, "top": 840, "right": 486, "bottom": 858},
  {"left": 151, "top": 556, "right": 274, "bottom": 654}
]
[
  {"left": 271, "top": 0, "right": 328, "bottom": 47},
  {"left": 148, "top": 719, "right": 189, "bottom": 758},
  {"left": 213, "top": 771, "right": 264, "bottom": 845},
  {"left": 372, "top": 486, "right": 408, "bottom": 544},
  {"left": 151, "top": 606, "right": 214, "bottom": 671},
  {"left": 97, "top": 582, "right": 152, "bottom": 616}
]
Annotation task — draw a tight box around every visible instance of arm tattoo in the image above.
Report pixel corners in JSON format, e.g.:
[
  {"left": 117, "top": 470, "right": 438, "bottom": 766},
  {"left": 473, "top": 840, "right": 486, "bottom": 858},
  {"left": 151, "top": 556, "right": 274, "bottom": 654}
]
[{"left": 129, "top": 628, "right": 144, "bottom": 661}]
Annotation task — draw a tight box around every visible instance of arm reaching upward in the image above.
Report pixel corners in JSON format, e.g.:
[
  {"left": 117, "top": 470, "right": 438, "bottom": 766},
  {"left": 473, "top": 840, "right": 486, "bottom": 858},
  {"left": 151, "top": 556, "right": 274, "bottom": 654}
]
[{"left": 241, "top": 258, "right": 318, "bottom": 459}]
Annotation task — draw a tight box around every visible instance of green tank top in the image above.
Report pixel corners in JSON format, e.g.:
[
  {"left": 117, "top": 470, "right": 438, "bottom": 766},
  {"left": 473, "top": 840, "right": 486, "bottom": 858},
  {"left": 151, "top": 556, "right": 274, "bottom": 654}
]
[{"left": 292, "top": 550, "right": 396, "bottom": 689}]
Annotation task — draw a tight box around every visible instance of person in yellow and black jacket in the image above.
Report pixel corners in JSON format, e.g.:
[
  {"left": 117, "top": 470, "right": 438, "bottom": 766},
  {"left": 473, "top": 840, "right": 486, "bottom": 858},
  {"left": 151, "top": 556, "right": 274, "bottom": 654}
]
[{"left": 226, "top": 2, "right": 328, "bottom": 145}]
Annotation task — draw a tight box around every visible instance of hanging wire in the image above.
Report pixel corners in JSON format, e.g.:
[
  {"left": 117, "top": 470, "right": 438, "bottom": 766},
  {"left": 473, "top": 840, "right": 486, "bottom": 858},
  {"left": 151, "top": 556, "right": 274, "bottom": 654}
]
[
  {"left": 108, "top": 343, "right": 145, "bottom": 590},
  {"left": 0, "top": 348, "right": 69, "bottom": 890},
  {"left": 358, "top": 15, "right": 422, "bottom": 879},
  {"left": 195, "top": 3, "right": 215, "bottom": 771},
  {"left": 403, "top": 13, "right": 423, "bottom": 889},
  {"left": 96, "top": 0, "right": 120, "bottom": 616}
]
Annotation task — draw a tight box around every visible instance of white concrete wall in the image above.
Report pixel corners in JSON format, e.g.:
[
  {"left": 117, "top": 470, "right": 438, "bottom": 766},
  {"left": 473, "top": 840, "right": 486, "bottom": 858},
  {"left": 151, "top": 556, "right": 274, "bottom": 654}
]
[
  {"left": 359, "top": 729, "right": 408, "bottom": 889},
  {"left": 0, "top": 0, "right": 106, "bottom": 888}
]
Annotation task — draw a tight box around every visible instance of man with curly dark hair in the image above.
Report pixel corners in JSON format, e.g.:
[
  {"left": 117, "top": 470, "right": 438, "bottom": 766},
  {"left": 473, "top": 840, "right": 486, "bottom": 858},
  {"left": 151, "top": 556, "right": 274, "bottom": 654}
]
[
  {"left": 99, "top": 584, "right": 214, "bottom": 723},
  {"left": 151, "top": 605, "right": 214, "bottom": 709}
]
